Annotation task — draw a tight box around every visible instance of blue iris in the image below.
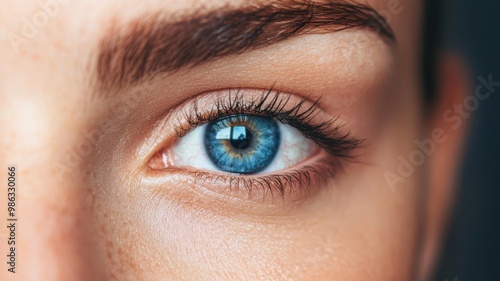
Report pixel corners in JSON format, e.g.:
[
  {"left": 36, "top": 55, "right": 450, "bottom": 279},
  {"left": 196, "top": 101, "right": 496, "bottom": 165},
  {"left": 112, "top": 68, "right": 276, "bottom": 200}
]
[{"left": 204, "top": 115, "right": 281, "bottom": 174}]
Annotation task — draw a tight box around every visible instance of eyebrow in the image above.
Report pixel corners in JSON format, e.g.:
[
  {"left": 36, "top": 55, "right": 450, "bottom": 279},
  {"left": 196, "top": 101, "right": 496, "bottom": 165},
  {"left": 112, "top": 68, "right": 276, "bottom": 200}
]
[{"left": 96, "top": 0, "right": 394, "bottom": 92}]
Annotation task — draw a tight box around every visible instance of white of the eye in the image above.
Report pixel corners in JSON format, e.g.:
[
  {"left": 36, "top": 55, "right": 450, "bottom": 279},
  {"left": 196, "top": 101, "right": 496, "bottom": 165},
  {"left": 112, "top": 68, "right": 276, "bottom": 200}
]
[
  {"left": 170, "top": 122, "right": 317, "bottom": 173},
  {"left": 259, "top": 123, "right": 316, "bottom": 173},
  {"left": 170, "top": 124, "right": 218, "bottom": 171}
]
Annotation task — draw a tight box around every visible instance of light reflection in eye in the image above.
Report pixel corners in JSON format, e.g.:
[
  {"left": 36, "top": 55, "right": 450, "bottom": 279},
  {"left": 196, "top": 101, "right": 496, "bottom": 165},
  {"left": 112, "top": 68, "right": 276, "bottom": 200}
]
[{"left": 215, "top": 127, "right": 231, "bottom": 139}]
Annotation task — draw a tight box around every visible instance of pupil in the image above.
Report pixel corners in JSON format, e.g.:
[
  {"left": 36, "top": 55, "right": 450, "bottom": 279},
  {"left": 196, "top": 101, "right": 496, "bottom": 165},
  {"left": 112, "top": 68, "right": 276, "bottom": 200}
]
[{"left": 230, "top": 126, "right": 252, "bottom": 149}]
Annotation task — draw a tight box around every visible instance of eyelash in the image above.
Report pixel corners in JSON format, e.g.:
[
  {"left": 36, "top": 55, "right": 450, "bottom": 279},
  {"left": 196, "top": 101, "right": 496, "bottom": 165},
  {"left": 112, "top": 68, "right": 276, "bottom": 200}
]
[
  {"left": 162, "top": 88, "right": 363, "bottom": 198},
  {"left": 175, "top": 88, "right": 362, "bottom": 156}
]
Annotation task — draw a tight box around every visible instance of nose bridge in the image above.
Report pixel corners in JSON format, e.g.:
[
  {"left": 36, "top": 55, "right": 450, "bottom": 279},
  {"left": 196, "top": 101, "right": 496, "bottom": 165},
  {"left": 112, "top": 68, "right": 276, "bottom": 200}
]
[{"left": 0, "top": 97, "right": 106, "bottom": 281}]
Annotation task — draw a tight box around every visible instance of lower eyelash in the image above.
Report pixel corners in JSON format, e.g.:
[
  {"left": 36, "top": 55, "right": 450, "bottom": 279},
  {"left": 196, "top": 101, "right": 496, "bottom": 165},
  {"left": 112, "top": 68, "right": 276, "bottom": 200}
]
[{"left": 184, "top": 156, "right": 339, "bottom": 199}]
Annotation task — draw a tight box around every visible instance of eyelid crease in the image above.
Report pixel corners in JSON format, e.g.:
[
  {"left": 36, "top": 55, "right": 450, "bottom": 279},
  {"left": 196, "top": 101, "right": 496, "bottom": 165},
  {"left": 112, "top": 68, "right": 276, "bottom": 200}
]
[{"left": 172, "top": 88, "right": 364, "bottom": 161}]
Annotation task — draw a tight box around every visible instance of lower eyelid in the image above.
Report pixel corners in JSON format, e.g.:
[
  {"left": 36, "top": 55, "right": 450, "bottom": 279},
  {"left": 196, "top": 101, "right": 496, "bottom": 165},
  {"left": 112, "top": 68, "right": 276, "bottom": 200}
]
[{"left": 145, "top": 153, "right": 338, "bottom": 205}]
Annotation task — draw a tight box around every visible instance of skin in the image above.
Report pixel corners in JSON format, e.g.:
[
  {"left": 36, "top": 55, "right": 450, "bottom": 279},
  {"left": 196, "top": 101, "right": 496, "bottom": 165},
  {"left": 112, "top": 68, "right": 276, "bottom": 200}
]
[{"left": 0, "top": 0, "right": 468, "bottom": 280}]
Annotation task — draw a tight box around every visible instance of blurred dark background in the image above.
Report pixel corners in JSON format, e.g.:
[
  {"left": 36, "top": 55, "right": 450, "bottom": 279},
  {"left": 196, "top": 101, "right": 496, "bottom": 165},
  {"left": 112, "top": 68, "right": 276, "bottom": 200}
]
[{"left": 432, "top": 0, "right": 500, "bottom": 280}]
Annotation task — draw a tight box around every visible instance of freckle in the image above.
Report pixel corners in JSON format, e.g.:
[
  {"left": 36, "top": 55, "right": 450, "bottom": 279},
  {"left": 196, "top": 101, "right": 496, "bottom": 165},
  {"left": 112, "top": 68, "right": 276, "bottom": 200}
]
[
  {"left": 128, "top": 260, "right": 136, "bottom": 271},
  {"left": 107, "top": 253, "right": 113, "bottom": 263},
  {"left": 100, "top": 224, "right": 107, "bottom": 235},
  {"left": 106, "top": 237, "right": 115, "bottom": 261}
]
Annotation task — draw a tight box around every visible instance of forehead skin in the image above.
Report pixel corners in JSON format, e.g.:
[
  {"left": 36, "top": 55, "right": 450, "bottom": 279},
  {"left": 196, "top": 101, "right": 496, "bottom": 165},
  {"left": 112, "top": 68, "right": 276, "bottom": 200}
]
[{"left": 0, "top": 0, "right": 423, "bottom": 280}]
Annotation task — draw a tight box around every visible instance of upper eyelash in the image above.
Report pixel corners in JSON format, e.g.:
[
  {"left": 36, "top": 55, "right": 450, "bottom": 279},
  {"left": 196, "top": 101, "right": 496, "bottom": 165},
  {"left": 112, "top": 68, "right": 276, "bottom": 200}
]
[{"left": 174, "top": 88, "right": 364, "bottom": 160}]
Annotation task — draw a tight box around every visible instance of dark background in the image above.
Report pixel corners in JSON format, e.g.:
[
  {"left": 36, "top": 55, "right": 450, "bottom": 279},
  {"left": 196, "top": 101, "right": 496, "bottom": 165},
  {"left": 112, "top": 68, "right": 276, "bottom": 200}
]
[{"left": 432, "top": 0, "right": 500, "bottom": 280}]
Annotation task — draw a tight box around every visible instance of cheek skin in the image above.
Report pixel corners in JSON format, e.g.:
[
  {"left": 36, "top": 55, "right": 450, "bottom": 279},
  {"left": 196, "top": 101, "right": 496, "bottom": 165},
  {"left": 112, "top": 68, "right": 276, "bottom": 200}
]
[{"left": 0, "top": 97, "right": 107, "bottom": 280}]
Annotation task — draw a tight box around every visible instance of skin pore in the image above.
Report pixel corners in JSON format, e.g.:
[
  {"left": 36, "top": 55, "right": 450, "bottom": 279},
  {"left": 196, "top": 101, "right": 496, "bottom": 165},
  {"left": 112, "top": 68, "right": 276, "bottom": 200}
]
[{"left": 0, "top": 0, "right": 466, "bottom": 280}]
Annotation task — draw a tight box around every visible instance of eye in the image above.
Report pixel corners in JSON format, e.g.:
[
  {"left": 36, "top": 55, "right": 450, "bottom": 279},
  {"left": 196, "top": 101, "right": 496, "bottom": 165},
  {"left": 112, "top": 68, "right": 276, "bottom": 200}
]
[
  {"left": 166, "top": 114, "right": 318, "bottom": 174},
  {"left": 148, "top": 89, "right": 362, "bottom": 199}
]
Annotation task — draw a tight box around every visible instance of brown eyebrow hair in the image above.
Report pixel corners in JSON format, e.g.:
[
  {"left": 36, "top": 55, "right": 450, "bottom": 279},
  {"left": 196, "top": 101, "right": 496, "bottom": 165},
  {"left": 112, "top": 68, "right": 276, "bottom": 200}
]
[{"left": 96, "top": 0, "right": 394, "bottom": 92}]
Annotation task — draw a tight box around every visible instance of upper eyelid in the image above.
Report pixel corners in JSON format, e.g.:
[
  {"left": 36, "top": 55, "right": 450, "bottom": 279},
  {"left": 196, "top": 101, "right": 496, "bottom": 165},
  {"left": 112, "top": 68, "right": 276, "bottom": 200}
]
[
  {"left": 134, "top": 87, "right": 358, "bottom": 168},
  {"left": 174, "top": 88, "right": 322, "bottom": 136},
  {"left": 159, "top": 88, "right": 363, "bottom": 160},
  {"left": 173, "top": 90, "right": 293, "bottom": 136}
]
